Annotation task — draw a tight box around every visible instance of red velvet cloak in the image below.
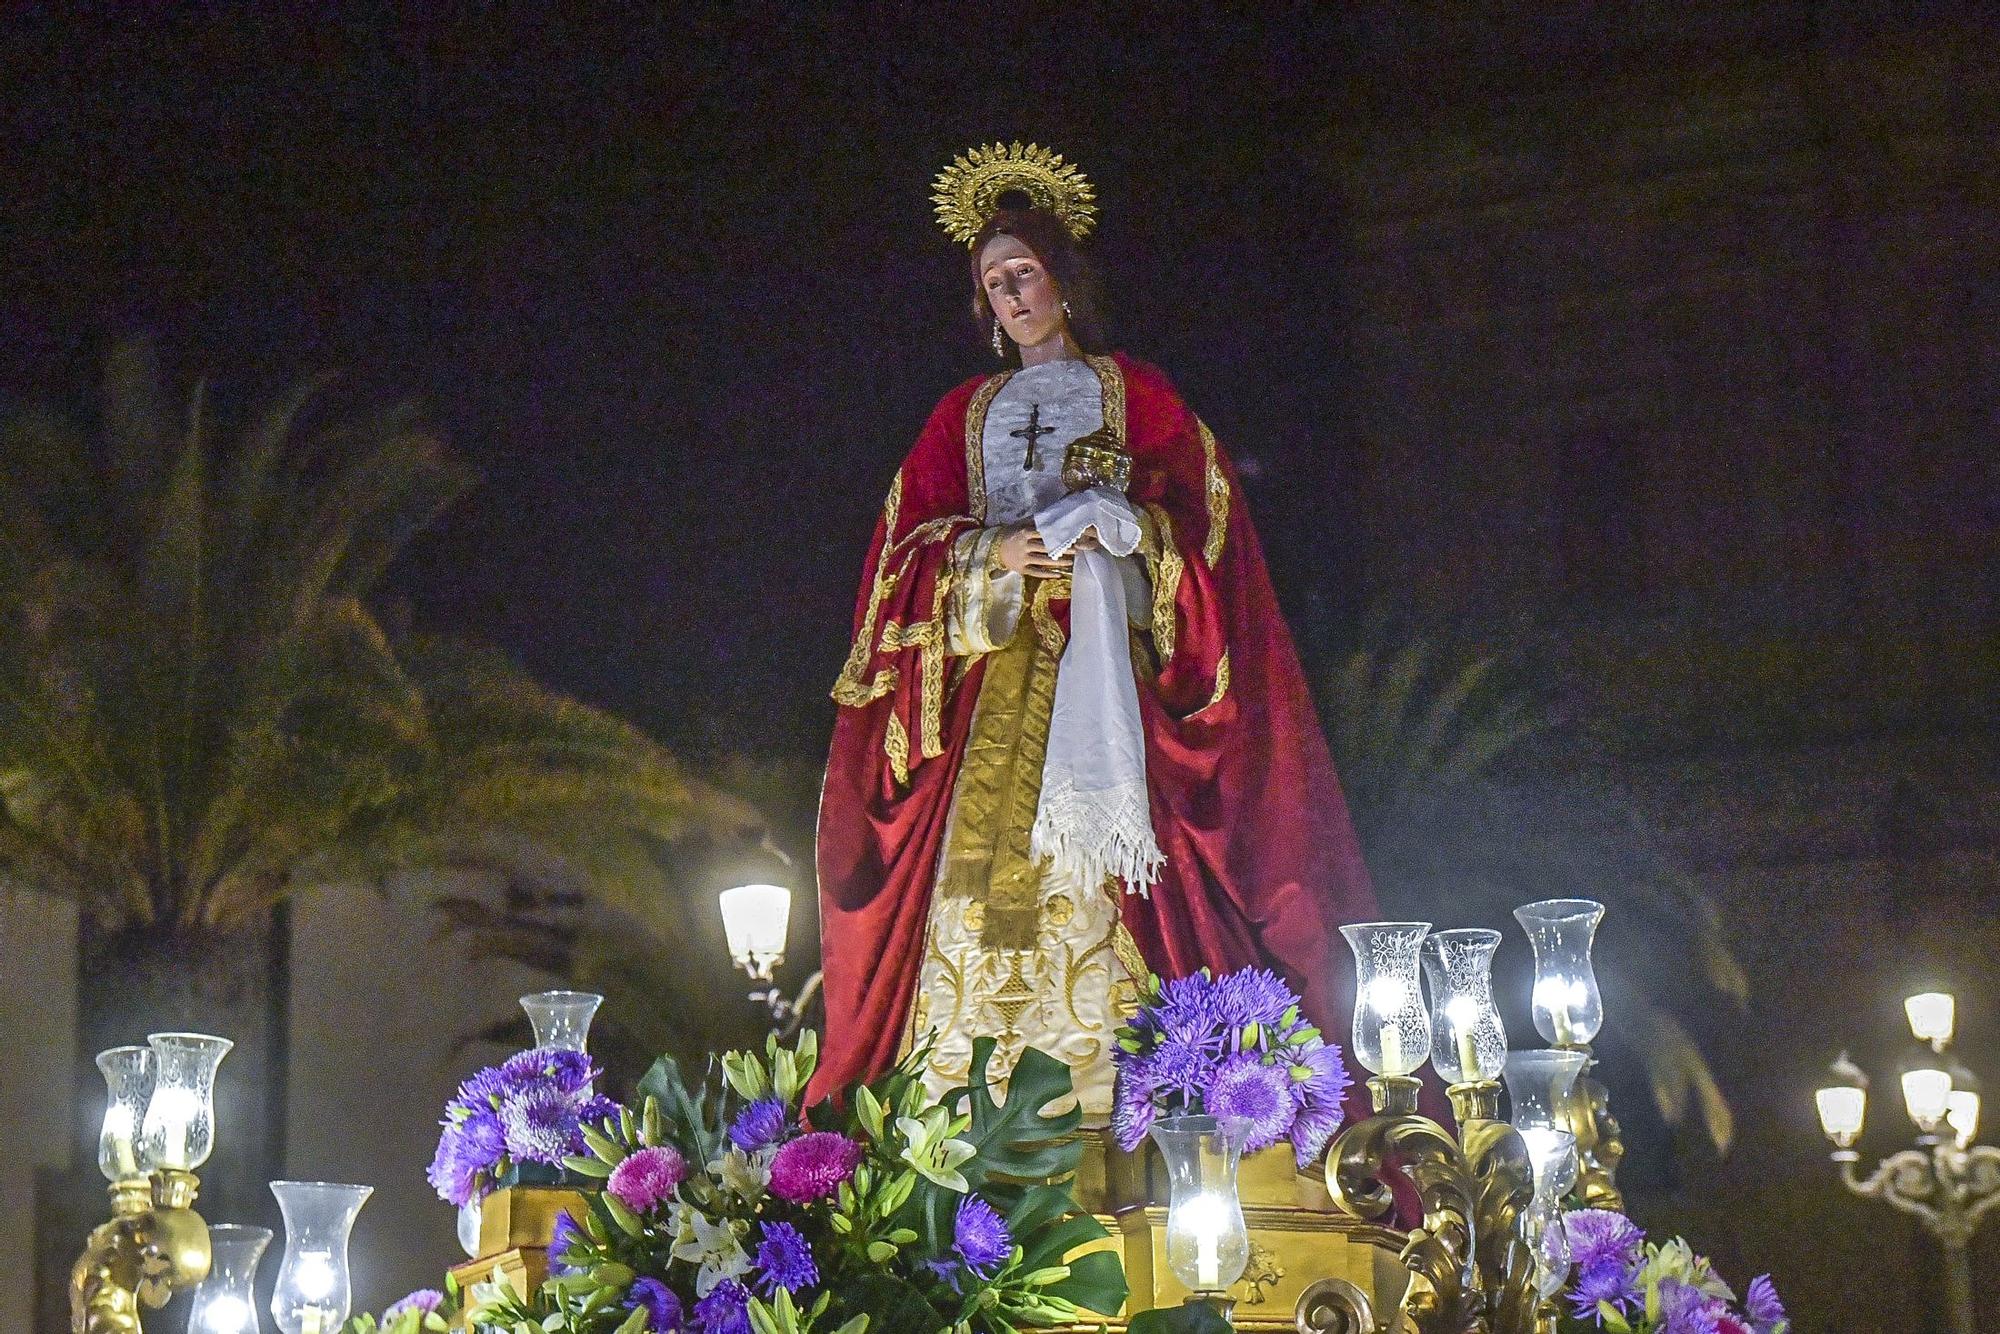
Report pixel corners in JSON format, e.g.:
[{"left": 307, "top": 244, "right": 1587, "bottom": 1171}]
[{"left": 811, "top": 353, "right": 1379, "bottom": 1119}]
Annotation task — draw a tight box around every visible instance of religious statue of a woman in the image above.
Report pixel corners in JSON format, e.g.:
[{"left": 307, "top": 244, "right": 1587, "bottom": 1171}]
[{"left": 811, "top": 144, "right": 1379, "bottom": 1122}]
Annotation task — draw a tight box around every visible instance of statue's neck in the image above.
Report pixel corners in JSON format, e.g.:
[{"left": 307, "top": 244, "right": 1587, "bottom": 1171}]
[{"left": 1018, "top": 331, "right": 1085, "bottom": 368}]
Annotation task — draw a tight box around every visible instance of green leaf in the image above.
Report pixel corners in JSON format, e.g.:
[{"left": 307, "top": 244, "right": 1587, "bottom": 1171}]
[
  {"left": 1127, "top": 1304, "right": 1233, "bottom": 1334},
  {"left": 1043, "top": 1249, "right": 1127, "bottom": 1319},
  {"left": 637, "top": 1052, "right": 722, "bottom": 1165}
]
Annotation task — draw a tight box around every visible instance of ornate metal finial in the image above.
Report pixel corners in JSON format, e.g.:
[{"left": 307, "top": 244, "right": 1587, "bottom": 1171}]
[{"left": 932, "top": 142, "right": 1098, "bottom": 247}]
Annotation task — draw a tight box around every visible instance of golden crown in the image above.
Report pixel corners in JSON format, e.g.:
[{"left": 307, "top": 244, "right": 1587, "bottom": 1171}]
[{"left": 931, "top": 142, "right": 1097, "bottom": 248}]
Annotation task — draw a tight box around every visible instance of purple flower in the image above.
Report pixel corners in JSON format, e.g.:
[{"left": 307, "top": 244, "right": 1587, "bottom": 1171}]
[
  {"left": 1111, "top": 1067, "right": 1160, "bottom": 1152},
  {"left": 548, "top": 1210, "right": 584, "bottom": 1277},
  {"left": 1743, "top": 1274, "right": 1786, "bottom": 1333},
  {"left": 383, "top": 1289, "right": 444, "bottom": 1323},
  {"left": 1204, "top": 1053, "right": 1295, "bottom": 1152},
  {"left": 1658, "top": 1280, "right": 1726, "bottom": 1334},
  {"left": 1144, "top": 1036, "right": 1210, "bottom": 1099},
  {"left": 1213, "top": 967, "right": 1298, "bottom": 1031},
  {"left": 1153, "top": 973, "right": 1227, "bottom": 1033},
  {"left": 767, "top": 1132, "right": 862, "bottom": 1203},
  {"left": 501, "top": 1083, "right": 584, "bottom": 1164},
  {"left": 1569, "top": 1260, "right": 1642, "bottom": 1321},
  {"left": 728, "top": 1098, "right": 792, "bottom": 1153},
  {"left": 951, "top": 1196, "right": 1012, "bottom": 1278},
  {"left": 608, "top": 1145, "right": 688, "bottom": 1213},
  {"left": 426, "top": 1123, "right": 486, "bottom": 1208},
  {"left": 455, "top": 1067, "right": 509, "bottom": 1111},
  {"left": 753, "top": 1220, "right": 818, "bottom": 1294},
  {"left": 1288, "top": 1043, "right": 1352, "bottom": 1167},
  {"left": 500, "top": 1046, "right": 598, "bottom": 1095},
  {"left": 693, "top": 1279, "right": 751, "bottom": 1334},
  {"left": 1564, "top": 1209, "right": 1644, "bottom": 1275},
  {"left": 579, "top": 1095, "right": 623, "bottom": 1129},
  {"left": 624, "top": 1277, "right": 684, "bottom": 1332}
]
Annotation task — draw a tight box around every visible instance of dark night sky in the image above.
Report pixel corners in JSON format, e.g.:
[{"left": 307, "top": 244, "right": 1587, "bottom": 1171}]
[{"left": 2, "top": 7, "right": 1373, "bottom": 758}]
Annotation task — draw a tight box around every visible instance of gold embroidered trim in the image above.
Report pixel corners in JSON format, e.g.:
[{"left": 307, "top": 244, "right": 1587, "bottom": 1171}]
[
  {"left": 884, "top": 713, "right": 910, "bottom": 786},
  {"left": 1141, "top": 502, "right": 1183, "bottom": 664},
  {"left": 1030, "top": 576, "right": 1071, "bottom": 657},
  {"left": 832, "top": 475, "right": 906, "bottom": 706},
  {"left": 1112, "top": 922, "right": 1150, "bottom": 989},
  {"left": 966, "top": 372, "right": 1011, "bottom": 523},
  {"left": 1198, "top": 418, "right": 1229, "bottom": 567},
  {"left": 1203, "top": 649, "right": 1230, "bottom": 711},
  {"left": 881, "top": 618, "right": 945, "bottom": 651},
  {"left": 920, "top": 557, "right": 959, "bottom": 759},
  {"left": 1085, "top": 354, "right": 1126, "bottom": 446}
]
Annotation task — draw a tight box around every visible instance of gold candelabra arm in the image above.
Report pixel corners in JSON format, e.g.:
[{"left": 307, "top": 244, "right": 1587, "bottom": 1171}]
[
  {"left": 1958, "top": 1146, "right": 2000, "bottom": 1240},
  {"left": 1460, "top": 1117, "right": 1542, "bottom": 1334},
  {"left": 69, "top": 1172, "right": 212, "bottom": 1334},
  {"left": 1839, "top": 1148, "right": 1946, "bottom": 1234},
  {"left": 1557, "top": 1046, "right": 1625, "bottom": 1211},
  {"left": 1326, "top": 1113, "right": 1485, "bottom": 1334}
]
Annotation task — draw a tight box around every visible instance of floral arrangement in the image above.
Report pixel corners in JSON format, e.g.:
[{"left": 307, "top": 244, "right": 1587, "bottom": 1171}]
[
  {"left": 427, "top": 1046, "right": 624, "bottom": 1208},
  {"left": 1110, "top": 967, "right": 1352, "bottom": 1167},
  {"left": 1561, "top": 1210, "right": 1788, "bottom": 1334},
  {"left": 468, "top": 1030, "right": 1126, "bottom": 1333}
]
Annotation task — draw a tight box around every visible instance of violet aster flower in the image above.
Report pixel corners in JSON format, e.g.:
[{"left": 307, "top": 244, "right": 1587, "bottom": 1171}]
[
  {"left": 623, "top": 1276, "right": 684, "bottom": 1332},
  {"left": 753, "top": 1220, "right": 819, "bottom": 1295},
  {"left": 692, "top": 1279, "right": 751, "bottom": 1334},
  {"left": 1204, "top": 1053, "right": 1295, "bottom": 1152},
  {"left": 1213, "top": 967, "right": 1297, "bottom": 1031},
  {"left": 1564, "top": 1209, "right": 1644, "bottom": 1276},
  {"left": 579, "top": 1094, "right": 622, "bottom": 1129},
  {"left": 952, "top": 1196, "right": 1013, "bottom": 1278},
  {"left": 548, "top": 1210, "right": 585, "bottom": 1277},
  {"left": 500, "top": 1082, "right": 584, "bottom": 1164},
  {"left": 767, "top": 1131, "right": 862, "bottom": 1203},
  {"left": 383, "top": 1289, "right": 444, "bottom": 1323},
  {"left": 1287, "top": 1042, "right": 1353, "bottom": 1167},
  {"left": 1743, "top": 1274, "right": 1786, "bottom": 1333},
  {"left": 608, "top": 1145, "right": 688, "bottom": 1213},
  {"left": 500, "top": 1046, "right": 598, "bottom": 1095},
  {"left": 1658, "top": 1279, "right": 1726, "bottom": 1334},
  {"left": 455, "top": 1066, "right": 509, "bottom": 1111},
  {"left": 1569, "top": 1260, "right": 1642, "bottom": 1321},
  {"left": 1111, "top": 1067, "right": 1160, "bottom": 1151},
  {"left": 1145, "top": 1036, "right": 1209, "bottom": 1099},
  {"left": 728, "top": 1098, "right": 792, "bottom": 1153},
  {"left": 426, "top": 1124, "right": 482, "bottom": 1207}
]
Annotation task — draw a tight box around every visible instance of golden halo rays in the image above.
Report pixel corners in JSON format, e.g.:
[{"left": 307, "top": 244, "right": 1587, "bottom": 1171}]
[{"left": 932, "top": 142, "right": 1098, "bottom": 248}]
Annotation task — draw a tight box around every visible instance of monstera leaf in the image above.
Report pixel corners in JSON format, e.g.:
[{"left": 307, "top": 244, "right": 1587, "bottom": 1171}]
[
  {"left": 635, "top": 1051, "right": 723, "bottom": 1166},
  {"left": 1128, "top": 1305, "right": 1233, "bottom": 1334},
  {"left": 946, "top": 1037, "right": 1085, "bottom": 1198}
]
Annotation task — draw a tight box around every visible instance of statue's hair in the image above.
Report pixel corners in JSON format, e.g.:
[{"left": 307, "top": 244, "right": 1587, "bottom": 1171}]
[{"left": 967, "top": 199, "right": 1108, "bottom": 361}]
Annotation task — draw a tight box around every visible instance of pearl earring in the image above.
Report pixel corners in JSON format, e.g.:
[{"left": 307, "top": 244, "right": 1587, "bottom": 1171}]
[
  {"left": 1063, "top": 299, "right": 1073, "bottom": 319},
  {"left": 992, "top": 319, "right": 1005, "bottom": 357}
]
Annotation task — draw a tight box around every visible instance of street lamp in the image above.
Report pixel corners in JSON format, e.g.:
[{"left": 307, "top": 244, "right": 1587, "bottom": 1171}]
[
  {"left": 718, "top": 882, "right": 821, "bottom": 1035},
  {"left": 1816, "top": 990, "right": 1999, "bottom": 1334}
]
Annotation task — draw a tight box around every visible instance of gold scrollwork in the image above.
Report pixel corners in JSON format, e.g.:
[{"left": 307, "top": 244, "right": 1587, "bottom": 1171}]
[
  {"left": 1234, "top": 1240, "right": 1285, "bottom": 1305},
  {"left": 1295, "top": 1277, "right": 1377, "bottom": 1334},
  {"left": 1325, "top": 1110, "right": 1544, "bottom": 1334}
]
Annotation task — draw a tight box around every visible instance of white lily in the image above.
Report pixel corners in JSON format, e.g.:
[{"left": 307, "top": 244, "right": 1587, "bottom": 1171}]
[{"left": 668, "top": 1204, "right": 751, "bottom": 1295}]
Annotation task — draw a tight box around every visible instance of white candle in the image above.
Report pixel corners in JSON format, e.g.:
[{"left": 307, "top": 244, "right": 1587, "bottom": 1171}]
[
  {"left": 1197, "top": 1228, "right": 1220, "bottom": 1289},
  {"left": 1457, "top": 1024, "right": 1481, "bottom": 1080},
  {"left": 1380, "top": 1022, "right": 1405, "bottom": 1075}
]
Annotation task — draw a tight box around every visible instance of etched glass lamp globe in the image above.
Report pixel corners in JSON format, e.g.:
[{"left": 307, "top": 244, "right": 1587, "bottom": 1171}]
[
  {"left": 95, "top": 1045, "right": 157, "bottom": 1183},
  {"left": 1420, "top": 928, "right": 1507, "bottom": 1084},
  {"left": 1147, "top": 1114, "right": 1253, "bottom": 1298},
  {"left": 270, "top": 1181, "right": 372, "bottom": 1334},
  {"left": 1514, "top": 899, "right": 1605, "bottom": 1047},
  {"left": 1339, "top": 922, "right": 1434, "bottom": 1083},
  {"left": 186, "top": 1224, "right": 273, "bottom": 1334},
  {"left": 141, "top": 1033, "right": 233, "bottom": 1172}
]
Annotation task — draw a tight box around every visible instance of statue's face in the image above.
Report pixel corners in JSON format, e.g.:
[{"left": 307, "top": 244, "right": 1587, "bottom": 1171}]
[{"left": 978, "top": 234, "right": 1066, "bottom": 353}]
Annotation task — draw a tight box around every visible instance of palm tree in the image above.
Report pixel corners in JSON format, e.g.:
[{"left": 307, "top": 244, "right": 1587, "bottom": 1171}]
[
  {"left": 1323, "top": 636, "right": 1746, "bottom": 1156},
  {"left": 1, "top": 341, "right": 757, "bottom": 1321}
]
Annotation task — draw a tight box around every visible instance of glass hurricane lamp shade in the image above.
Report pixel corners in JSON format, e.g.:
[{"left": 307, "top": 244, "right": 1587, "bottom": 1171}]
[
  {"left": 1421, "top": 928, "right": 1507, "bottom": 1083},
  {"left": 719, "top": 882, "right": 791, "bottom": 980},
  {"left": 1519, "top": 1127, "right": 1578, "bottom": 1300},
  {"left": 1503, "top": 1049, "right": 1588, "bottom": 1137},
  {"left": 1519, "top": 1127, "right": 1579, "bottom": 1201},
  {"left": 1814, "top": 1050, "right": 1869, "bottom": 1148},
  {"left": 270, "top": 1181, "right": 372, "bottom": 1334},
  {"left": 1903, "top": 991, "right": 1955, "bottom": 1051},
  {"left": 1340, "top": 922, "right": 1433, "bottom": 1077},
  {"left": 519, "top": 991, "right": 602, "bottom": 1053},
  {"left": 140, "top": 1033, "right": 233, "bottom": 1171},
  {"left": 187, "top": 1224, "right": 272, "bottom": 1334},
  {"left": 1147, "top": 1115, "right": 1252, "bottom": 1294},
  {"left": 96, "top": 1045, "right": 157, "bottom": 1181},
  {"left": 457, "top": 1199, "right": 483, "bottom": 1259},
  {"left": 1514, "top": 899, "right": 1605, "bottom": 1047}
]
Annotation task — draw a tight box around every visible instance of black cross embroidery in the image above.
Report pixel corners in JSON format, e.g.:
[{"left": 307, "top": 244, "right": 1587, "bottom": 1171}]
[{"left": 1010, "top": 403, "right": 1057, "bottom": 470}]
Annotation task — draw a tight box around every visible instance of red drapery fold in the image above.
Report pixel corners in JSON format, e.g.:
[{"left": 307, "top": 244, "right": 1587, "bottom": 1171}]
[{"left": 812, "top": 354, "right": 1379, "bottom": 1125}]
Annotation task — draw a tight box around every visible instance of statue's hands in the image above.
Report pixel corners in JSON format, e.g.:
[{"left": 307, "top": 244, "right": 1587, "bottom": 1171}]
[{"left": 995, "top": 523, "right": 1074, "bottom": 578}]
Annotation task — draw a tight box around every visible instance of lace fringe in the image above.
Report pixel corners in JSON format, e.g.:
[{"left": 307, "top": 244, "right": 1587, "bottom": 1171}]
[{"left": 1031, "top": 777, "right": 1165, "bottom": 898}]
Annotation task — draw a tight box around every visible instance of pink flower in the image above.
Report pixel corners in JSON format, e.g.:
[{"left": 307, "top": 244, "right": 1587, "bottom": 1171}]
[
  {"left": 606, "top": 1146, "right": 687, "bottom": 1213},
  {"left": 767, "top": 1132, "right": 862, "bottom": 1203}
]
